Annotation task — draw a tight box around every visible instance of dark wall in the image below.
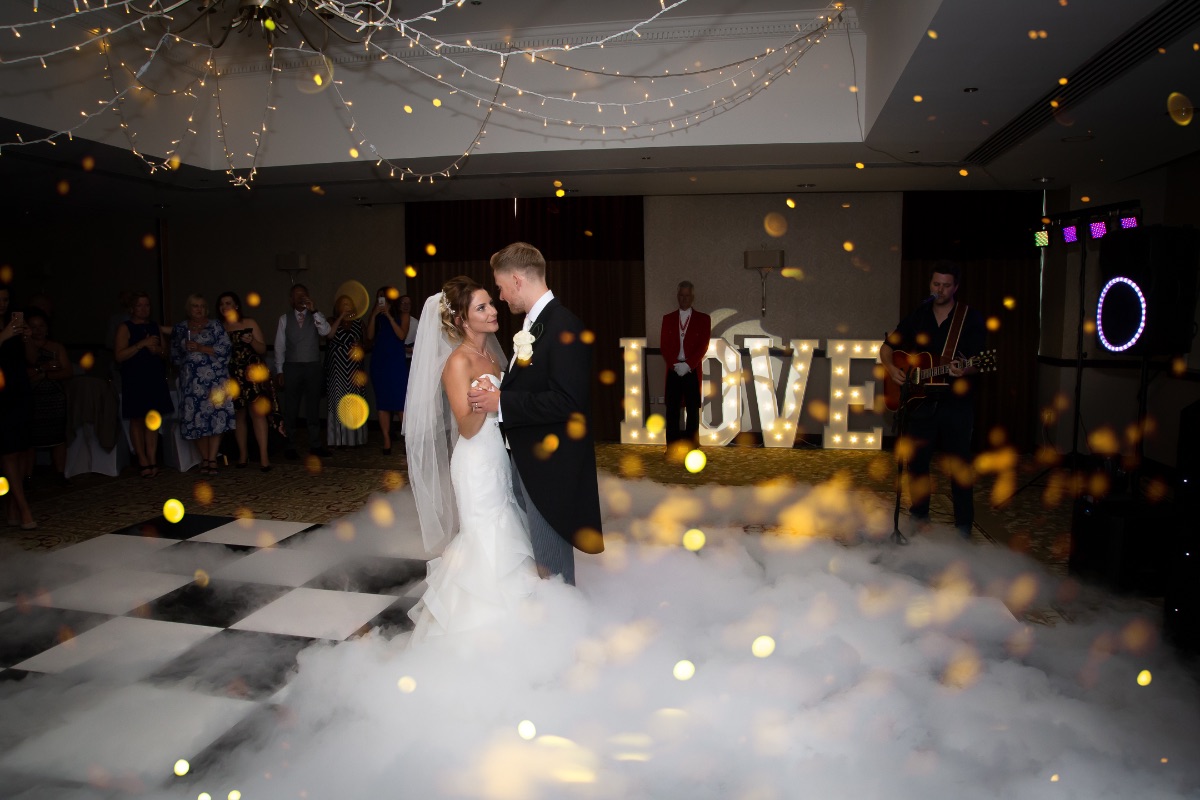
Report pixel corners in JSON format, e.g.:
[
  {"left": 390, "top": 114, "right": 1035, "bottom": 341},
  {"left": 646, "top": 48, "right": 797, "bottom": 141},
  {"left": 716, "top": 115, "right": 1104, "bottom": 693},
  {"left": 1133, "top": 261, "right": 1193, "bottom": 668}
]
[{"left": 0, "top": 210, "right": 162, "bottom": 348}]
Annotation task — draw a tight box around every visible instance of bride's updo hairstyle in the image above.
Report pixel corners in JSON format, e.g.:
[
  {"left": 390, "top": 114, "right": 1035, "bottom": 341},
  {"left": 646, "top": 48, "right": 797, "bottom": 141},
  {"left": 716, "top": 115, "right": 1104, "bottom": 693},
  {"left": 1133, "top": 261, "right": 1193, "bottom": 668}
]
[{"left": 439, "top": 275, "right": 483, "bottom": 342}]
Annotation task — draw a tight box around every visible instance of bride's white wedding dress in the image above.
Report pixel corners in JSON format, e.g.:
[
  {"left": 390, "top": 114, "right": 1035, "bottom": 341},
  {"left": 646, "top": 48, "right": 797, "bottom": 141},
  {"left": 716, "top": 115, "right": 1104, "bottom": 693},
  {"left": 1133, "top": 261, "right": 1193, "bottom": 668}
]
[{"left": 409, "top": 373, "right": 537, "bottom": 641}]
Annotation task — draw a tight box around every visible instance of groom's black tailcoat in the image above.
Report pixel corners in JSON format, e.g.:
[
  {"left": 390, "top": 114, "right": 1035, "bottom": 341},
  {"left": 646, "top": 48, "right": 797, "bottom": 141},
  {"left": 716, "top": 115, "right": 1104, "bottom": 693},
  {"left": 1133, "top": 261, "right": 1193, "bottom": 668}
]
[{"left": 500, "top": 298, "right": 604, "bottom": 555}]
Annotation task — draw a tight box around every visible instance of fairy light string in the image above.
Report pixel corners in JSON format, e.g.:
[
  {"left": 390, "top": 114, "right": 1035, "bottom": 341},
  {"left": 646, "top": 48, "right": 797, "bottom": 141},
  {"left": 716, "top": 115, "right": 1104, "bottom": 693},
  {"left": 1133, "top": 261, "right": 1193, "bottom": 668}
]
[
  {"left": 0, "top": 0, "right": 850, "bottom": 185},
  {"left": 374, "top": 14, "right": 841, "bottom": 115},
  {"left": 99, "top": 33, "right": 216, "bottom": 172},
  {"left": 362, "top": 17, "right": 836, "bottom": 134},
  {"left": 0, "top": 0, "right": 193, "bottom": 65},
  {"left": 211, "top": 68, "right": 248, "bottom": 186}
]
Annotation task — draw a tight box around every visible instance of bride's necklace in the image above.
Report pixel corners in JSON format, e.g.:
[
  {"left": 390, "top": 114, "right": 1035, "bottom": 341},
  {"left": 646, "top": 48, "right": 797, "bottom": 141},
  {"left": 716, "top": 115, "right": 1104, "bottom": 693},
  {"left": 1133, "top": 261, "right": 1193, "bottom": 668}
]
[{"left": 464, "top": 339, "right": 495, "bottom": 364}]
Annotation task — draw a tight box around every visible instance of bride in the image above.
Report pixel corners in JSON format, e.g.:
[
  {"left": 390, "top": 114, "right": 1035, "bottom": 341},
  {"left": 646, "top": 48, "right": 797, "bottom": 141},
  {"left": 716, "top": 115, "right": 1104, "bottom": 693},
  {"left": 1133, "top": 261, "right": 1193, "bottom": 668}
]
[{"left": 403, "top": 276, "right": 537, "bottom": 641}]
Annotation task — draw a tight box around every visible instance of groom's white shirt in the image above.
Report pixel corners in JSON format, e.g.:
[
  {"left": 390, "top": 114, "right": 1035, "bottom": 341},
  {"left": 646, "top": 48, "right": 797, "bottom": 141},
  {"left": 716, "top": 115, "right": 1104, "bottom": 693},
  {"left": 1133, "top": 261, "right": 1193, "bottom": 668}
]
[
  {"left": 500, "top": 289, "right": 555, "bottom": 425},
  {"left": 524, "top": 289, "right": 555, "bottom": 330}
]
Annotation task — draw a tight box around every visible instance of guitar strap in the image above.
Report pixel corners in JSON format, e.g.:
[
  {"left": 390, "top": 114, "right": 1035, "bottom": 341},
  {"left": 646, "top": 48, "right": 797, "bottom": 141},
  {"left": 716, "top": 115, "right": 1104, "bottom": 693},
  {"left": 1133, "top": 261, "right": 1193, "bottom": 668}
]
[{"left": 941, "top": 302, "right": 968, "bottom": 362}]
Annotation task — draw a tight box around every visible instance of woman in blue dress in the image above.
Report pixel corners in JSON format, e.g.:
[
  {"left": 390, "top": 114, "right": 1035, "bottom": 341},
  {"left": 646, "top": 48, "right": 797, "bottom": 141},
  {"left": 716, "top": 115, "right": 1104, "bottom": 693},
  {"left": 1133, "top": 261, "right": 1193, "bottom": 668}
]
[
  {"left": 171, "top": 293, "right": 234, "bottom": 476},
  {"left": 365, "top": 286, "right": 410, "bottom": 455},
  {"left": 114, "top": 291, "right": 173, "bottom": 477}
]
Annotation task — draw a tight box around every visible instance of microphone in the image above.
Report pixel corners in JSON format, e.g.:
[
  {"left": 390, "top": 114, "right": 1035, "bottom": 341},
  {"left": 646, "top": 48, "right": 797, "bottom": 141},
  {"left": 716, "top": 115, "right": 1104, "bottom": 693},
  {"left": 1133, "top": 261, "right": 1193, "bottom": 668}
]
[{"left": 922, "top": 293, "right": 936, "bottom": 303}]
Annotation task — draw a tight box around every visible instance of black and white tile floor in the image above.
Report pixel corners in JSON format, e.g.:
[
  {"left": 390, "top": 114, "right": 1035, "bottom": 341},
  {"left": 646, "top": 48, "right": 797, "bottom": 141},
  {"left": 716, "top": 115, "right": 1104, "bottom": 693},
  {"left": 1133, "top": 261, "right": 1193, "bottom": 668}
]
[{"left": 0, "top": 514, "right": 430, "bottom": 798}]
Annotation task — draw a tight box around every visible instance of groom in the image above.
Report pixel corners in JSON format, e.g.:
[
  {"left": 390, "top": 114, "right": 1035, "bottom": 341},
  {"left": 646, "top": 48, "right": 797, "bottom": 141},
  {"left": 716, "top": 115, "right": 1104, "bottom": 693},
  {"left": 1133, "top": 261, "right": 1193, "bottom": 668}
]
[{"left": 467, "top": 242, "right": 604, "bottom": 586}]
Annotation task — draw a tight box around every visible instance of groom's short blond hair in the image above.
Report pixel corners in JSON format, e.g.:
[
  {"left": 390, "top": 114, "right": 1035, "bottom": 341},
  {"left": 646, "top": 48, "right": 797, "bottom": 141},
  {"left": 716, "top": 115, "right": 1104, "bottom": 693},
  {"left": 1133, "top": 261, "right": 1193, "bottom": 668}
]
[{"left": 491, "top": 242, "right": 546, "bottom": 280}]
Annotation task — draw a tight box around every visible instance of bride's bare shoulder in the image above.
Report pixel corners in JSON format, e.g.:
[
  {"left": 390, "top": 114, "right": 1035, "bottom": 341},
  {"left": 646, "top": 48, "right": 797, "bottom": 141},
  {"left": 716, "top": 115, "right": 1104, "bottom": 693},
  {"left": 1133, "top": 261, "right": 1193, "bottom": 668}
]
[{"left": 441, "top": 346, "right": 470, "bottom": 378}]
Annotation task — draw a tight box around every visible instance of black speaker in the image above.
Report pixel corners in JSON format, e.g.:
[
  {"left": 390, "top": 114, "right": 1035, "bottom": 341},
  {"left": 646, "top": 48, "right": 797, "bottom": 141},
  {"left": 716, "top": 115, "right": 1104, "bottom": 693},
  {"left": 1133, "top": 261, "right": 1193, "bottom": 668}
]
[
  {"left": 1162, "top": 489, "right": 1199, "bottom": 654},
  {"left": 1178, "top": 397, "right": 1200, "bottom": 476},
  {"left": 1069, "top": 495, "right": 1171, "bottom": 595},
  {"left": 1096, "top": 225, "right": 1200, "bottom": 356},
  {"left": 1164, "top": 400, "right": 1200, "bottom": 653}
]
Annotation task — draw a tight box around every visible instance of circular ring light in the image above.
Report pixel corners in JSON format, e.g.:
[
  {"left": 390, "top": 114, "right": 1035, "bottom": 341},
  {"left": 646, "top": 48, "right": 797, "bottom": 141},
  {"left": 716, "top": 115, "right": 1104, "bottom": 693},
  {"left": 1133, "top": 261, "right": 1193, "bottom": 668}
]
[{"left": 1096, "top": 276, "right": 1146, "bottom": 352}]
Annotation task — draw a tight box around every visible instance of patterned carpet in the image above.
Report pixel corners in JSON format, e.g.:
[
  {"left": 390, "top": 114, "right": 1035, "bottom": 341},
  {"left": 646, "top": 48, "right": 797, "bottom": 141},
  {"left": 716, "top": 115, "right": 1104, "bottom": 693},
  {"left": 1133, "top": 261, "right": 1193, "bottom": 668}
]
[{"left": 4, "top": 430, "right": 1076, "bottom": 574}]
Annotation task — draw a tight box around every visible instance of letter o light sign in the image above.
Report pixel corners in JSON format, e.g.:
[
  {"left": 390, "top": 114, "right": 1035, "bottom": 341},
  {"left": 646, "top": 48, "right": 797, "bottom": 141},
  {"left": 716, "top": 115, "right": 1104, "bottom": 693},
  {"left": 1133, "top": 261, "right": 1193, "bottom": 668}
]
[{"left": 1096, "top": 276, "right": 1147, "bottom": 353}]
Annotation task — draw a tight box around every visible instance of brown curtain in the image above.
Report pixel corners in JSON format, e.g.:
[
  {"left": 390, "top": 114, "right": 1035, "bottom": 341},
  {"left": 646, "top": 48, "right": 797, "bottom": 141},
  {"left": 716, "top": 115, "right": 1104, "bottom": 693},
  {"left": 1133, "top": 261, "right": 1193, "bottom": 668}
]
[
  {"left": 406, "top": 198, "right": 645, "bottom": 441},
  {"left": 901, "top": 192, "right": 1043, "bottom": 453}
]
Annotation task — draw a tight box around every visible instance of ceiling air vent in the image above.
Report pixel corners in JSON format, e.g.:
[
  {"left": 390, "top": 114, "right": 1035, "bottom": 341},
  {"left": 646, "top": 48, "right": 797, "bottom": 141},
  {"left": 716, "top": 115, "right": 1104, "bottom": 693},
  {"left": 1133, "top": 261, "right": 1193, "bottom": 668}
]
[{"left": 963, "top": 0, "right": 1200, "bottom": 166}]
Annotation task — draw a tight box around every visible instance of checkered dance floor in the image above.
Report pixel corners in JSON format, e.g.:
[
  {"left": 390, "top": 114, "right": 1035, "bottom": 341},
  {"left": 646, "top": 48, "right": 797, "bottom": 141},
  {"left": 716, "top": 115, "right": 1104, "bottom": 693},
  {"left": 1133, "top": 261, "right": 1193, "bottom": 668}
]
[{"left": 0, "top": 514, "right": 431, "bottom": 798}]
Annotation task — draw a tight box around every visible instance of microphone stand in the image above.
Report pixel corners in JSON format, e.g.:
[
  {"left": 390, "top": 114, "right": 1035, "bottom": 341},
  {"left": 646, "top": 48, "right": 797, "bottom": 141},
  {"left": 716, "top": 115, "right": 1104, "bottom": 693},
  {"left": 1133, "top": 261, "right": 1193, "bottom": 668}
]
[{"left": 890, "top": 374, "right": 915, "bottom": 546}]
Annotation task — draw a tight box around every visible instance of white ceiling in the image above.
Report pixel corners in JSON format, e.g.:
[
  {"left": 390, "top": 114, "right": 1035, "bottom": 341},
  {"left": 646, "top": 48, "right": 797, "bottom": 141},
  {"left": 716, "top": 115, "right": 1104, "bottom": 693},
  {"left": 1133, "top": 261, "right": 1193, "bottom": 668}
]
[{"left": 0, "top": 0, "right": 1197, "bottom": 208}]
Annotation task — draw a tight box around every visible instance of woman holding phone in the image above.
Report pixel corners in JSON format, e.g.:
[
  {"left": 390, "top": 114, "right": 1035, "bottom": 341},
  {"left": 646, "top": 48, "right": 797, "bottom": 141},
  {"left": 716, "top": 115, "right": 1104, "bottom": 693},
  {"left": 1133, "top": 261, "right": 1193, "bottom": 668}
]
[
  {"left": 22, "top": 308, "right": 73, "bottom": 486},
  {"left": 115, "top": 291, "right": 172, "bottom": 478},
  {"left": 325, "top": 294, "right": 367, "bottom": 448},
  {"left": 1, "top": 288, "right": 36, "bottom": 528},
  {"left": 365, "top": 286, "right": 409, "bottom": 455},
  {"left": 218, "top": 291, "right": 280, "bottom": 472}
]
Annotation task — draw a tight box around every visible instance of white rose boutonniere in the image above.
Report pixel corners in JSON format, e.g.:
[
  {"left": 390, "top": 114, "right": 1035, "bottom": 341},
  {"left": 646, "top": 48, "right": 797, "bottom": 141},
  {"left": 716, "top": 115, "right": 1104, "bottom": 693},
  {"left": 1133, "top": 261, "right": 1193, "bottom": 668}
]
[{"left": 513, "top": 329, "right": 535, "bottom": 365}]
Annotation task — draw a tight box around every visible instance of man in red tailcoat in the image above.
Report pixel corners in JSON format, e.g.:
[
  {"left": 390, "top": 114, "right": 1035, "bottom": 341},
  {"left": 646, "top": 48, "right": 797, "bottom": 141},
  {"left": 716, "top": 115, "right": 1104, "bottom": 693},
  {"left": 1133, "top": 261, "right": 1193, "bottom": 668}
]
[{"left": 660, "top": 281, "right": 711, "bottom": 452}]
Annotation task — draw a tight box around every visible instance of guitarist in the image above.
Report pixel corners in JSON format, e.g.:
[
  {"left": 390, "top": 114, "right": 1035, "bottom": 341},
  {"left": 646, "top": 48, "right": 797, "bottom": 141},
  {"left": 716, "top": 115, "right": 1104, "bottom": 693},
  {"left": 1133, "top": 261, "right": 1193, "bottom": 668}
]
[{"left": 879, "top": 263, "right": 986, "bottom": 540}]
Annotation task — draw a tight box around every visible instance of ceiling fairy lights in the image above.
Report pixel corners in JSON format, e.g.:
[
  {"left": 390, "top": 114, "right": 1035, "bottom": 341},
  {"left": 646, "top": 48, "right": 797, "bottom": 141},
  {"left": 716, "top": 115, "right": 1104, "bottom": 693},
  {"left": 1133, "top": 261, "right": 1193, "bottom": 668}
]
[{"left": 0, "top": 0, "right": 849, "bottom": 186}]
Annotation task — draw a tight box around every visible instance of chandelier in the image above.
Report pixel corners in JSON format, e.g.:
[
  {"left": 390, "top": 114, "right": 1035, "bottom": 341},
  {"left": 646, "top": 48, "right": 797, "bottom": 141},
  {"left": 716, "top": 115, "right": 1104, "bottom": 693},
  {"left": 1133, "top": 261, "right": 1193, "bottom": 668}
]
[{"left": 166, "top": 0, "right": 386, "bottom": 50}]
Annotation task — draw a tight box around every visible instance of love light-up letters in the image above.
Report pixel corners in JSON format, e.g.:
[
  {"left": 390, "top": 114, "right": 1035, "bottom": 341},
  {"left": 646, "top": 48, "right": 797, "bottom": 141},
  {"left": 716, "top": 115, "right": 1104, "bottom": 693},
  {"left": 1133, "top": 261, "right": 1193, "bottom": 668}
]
[{"left": 619, "top": 337, "right": 882, "bottom": 450}]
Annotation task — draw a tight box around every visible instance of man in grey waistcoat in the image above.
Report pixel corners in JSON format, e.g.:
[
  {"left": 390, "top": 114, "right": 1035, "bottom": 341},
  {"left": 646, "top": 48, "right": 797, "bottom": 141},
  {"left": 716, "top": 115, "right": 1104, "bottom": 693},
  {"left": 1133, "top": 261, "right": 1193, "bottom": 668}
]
[{"left": 274, "top": 284, "right": 332, "bottom": 459}]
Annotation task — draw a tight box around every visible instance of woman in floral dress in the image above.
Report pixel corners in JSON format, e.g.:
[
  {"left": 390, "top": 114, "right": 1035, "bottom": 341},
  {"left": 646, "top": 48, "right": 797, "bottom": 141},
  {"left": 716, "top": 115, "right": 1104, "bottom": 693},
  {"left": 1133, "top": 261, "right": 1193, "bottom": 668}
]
[{"left": 171, "top": 293, "right": 234, "bottom": 475}]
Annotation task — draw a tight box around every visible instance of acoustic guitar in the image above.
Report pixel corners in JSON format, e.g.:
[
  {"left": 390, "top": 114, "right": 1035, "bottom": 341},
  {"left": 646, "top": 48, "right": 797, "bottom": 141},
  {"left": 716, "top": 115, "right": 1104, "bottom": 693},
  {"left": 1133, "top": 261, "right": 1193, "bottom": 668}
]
[{"left": 882, "top": 349, "right": 997, "bottom": 411}]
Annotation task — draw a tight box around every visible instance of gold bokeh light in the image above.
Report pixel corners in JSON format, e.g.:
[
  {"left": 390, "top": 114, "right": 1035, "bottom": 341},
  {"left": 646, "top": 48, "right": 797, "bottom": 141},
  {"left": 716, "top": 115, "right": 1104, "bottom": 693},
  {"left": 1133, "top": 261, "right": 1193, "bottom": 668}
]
[{"left": 163, "top": 498, "right": 185, "bottom": 523}]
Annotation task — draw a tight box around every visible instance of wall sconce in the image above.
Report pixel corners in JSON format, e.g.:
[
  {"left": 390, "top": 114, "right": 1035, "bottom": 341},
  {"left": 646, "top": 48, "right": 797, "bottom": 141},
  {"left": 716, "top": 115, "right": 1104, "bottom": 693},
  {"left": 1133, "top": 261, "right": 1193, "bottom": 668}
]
[
  {"left": 744, "top": 249, "right": 784, "bottom": 317},
  {"left": 277, "top": 252, "right": 308, "bottom": 284}
]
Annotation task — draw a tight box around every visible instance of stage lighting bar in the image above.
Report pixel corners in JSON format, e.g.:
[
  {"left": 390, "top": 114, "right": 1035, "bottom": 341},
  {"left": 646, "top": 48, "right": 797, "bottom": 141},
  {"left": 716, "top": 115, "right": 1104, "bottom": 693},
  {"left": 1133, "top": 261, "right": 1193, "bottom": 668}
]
[
  {"left": 1034, "top": 230, "right": 1049, "bottom": 248},
  {"left": 1042, "top": 200, "right": 1141, "bottom": 247}
]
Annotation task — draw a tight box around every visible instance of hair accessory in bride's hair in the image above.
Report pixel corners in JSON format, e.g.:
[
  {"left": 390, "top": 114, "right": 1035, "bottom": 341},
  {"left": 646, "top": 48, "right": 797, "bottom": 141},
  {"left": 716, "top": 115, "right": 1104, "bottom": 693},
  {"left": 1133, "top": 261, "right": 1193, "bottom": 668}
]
[{"left": 438, "top": 291, "right": 453, "bottom": 318}]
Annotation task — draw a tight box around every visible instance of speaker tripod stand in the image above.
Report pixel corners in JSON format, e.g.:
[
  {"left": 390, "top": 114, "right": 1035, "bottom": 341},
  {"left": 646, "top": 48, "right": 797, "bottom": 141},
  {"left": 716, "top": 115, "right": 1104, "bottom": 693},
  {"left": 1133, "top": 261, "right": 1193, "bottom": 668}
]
[{"left": 889, "top": 379, "right": 917, "bottom": 546}]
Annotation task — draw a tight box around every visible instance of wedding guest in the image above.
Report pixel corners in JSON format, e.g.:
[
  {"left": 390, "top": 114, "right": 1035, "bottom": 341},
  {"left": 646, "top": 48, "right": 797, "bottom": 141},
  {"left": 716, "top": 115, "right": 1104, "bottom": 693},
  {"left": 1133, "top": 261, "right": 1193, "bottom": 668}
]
[
  {"left": 106, "top": 289, "right": 135, "bottom": 351},
  {"left": 114, "top": 291, "right": 172, "bottom": 477},
  {"left": 24, "top": 292, "right": 53, "bottom": 317},
  {"left": 401, "top": 294, "right": 419, "bottom": 361},
  {"left": 402, "top": 292, "right": 418, "bottom": 400},
  {"left": 219, "top": 291, "right": 279, "bottom": 472},
  {"left": 660, "top": 280, "right": 711, "bottom": 454},
  {"left": 22, "top": 308, "right": 72, "bottom": 486},
  {"left": 0, "top": 287, "right": 35, "bottom": 528},
  {"left": 171, "top": 293, "right": 234, "bottom": 476},
  {"left": 274, "top": 284, "right": 331, "bottom": 459},
  {"left": 326, "top": 294, "right": 367, "bottom": 448},
  {"left": 366, "top": 287, "right": 409, "bottom": 454}
]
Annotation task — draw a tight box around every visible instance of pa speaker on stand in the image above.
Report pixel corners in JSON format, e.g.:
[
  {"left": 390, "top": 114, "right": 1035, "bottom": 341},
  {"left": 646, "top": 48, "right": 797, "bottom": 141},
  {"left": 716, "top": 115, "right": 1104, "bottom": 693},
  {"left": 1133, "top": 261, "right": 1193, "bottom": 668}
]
[
  {"left": 1096, "top": 225, "right": 1200, "bottom": 357},
  {"left": 1163, "top": 398, "right": 1200, "bottom": 654}
]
